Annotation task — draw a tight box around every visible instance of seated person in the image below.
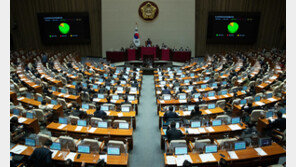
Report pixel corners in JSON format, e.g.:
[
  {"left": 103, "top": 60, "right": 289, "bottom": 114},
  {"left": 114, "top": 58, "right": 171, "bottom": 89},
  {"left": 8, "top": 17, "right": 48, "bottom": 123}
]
[
  {"left": 71, "top": 105, "right": 83, "bottom": 117},
  {"left": 10, "top": 116, "right": 25, "bottom": 142},
  {"left": 162, "top": 86, "right": 171, "bottom": 95},
  {"left": 39, "top": 100, "right": 51, "bottom": 112},
  {"left": 268, "top": 111, "right": 286, "bottom": 132},
  {"left": 166, "top": 121, "right": 183, "bottom": 142},
  {"left": 164, "top": 106, "right": 179, "bottom": 121},
  {"left": 28, "top": 139, "right": 53, "bottom": 167},
  {"left": 190, "top": 105, "right": 202, "bottom": 118},
  {"left": 94, "top": 108, "right": 107, "bottom": 119}
]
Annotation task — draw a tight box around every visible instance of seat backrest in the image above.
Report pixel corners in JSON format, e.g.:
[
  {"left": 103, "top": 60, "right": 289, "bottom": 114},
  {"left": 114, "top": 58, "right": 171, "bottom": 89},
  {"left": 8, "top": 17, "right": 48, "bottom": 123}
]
[
  {"left": 37, "top": 133, "right": 51, "bottom": 146},
  {"left": 216, "top": 100, "right": 226, "bottom": 109},
  {"left": 232, "top": 98, "right": 241, "bottom": 106},
  {"left": 216, "top": 115, "right": 231, "bottom": 124},
  {"left": 59, "top": 136, "right": 76, "bottom": 152},
  {"left": 250, "top": 110, "right": 263, "bottom": 122},
  {"left": 108, "top": 140, "right": 126, "bottom": 153},
  {"left": 113, "top": 120, "right": 127, "bottom": 128},
  {"left": 199, "top": 104, "right": 207, "bottom": 110},
  {"left": 194, "top": 139, "right": 211, "bottom": 153},
  {"left": 169, "top": 140, "right": 187, "bottom": 152},
  {"left": 102, "top": 103, "right": 115, "bottom": 111},
  {"left": 255, "top": 93, "right": 263, "bottom": 98},
  {"left": 245, "top": 96, "right": 254, "bottom": 104},
  {"left": 80, "top": 138, "right": 100, "bottom": 153},
  {"left": 90, "top": 117, "right": 103, "bottom": 127},
  {"left": 69, "top": 115, "right": 79, "bottom": 125},
  {"left": 33, "top": 109, "right": 45, "bottom": 122}
]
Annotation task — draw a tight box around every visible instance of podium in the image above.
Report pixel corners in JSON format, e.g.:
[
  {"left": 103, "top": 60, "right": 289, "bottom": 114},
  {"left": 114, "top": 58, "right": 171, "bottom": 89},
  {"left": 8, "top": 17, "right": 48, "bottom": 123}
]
[
  {"left": 161, "top": 49, "right": 170, "bottom": 61},
  {"left": 127, "top": 49, "right": 136, "bottom": 61},
  {"left": 141, "top": 47, "right": 157, "bottom": 60}
]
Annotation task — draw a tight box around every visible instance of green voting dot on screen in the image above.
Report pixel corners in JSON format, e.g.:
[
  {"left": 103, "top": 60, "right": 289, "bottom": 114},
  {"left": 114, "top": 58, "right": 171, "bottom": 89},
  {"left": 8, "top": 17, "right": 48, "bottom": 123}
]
[
  {"left": 227, "top": 22, "right": 239, "bottom": 33},
  {"left": 59, "top": 23, "right": 70, "bottom": 34}
]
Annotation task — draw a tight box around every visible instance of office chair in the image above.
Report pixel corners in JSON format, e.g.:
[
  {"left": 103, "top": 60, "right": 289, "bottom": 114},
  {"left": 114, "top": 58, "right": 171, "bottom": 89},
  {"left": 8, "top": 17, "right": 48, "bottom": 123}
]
[
  {"left": 59, "top": 136, "right": 79, "bottom": 152},
  {"left": 108, "top": 140, "right": 127, "bottom": 153},
  {"left": 216, "top": 115, "right": 231, "bottom": 124},
  {"left": 250, "top": 110, "right": 264, "bottom": 123},
  {"left": 80, "top": 138, "right": 103, "bottom": 153},
  {"left": 216, "top": 100, "right": 226, "bottom": 109},
  {"left": 90, "top": 117, "right": 103, "bottom": 127},
  {"left": 168, "top": 139, "right": 187, "bottom": 153},
  {"left": 194, "top": 139, "right": 211, "bottom": 153}
]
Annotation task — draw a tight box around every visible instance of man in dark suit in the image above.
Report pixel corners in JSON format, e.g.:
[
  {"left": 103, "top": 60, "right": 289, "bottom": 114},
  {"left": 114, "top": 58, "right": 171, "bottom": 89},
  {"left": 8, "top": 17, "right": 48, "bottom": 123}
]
[
  {"left": 163, "top": 106, "right": 178, "bottom": 121},
  {"left": 94, "top": 108, "right": 107, "bottom": 119},
  {"left": 166, "top": 122, "right": 183, "bottom": 142},
  {"left": 162, "top": 86, "right": 171, "bottom": 95},
  {"left": 269, "top": 111, "right": 286, "bottom": 132},
  {"left": 190, "top": 105, "right": 202, "bottom": 118},
  {"left": 28, "top": 139, "right": 53, "bottom": 167}
]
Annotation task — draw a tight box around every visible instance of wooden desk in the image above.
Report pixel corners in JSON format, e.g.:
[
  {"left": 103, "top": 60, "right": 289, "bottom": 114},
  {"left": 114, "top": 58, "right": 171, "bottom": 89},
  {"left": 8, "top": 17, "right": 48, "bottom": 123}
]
[
  {"left": 17, "top": 96, "right": 63, "bottom": 117},
  {"left": 10, "top": 91, "right": 18, "bottom": 105},
  {"left": 37, "top": 66, "right": 63, "bottom": 87},
  {"left": 46, "top": 122, "right": 134, "bottom": 150},
  {"left": 52, "top": 91, "right": 81, "bottom": 104},
  {"left": 10, "top": 114, "right": 40, "bottom": 133},
  {"left": 16, "top": 68, "right": 42, "bottom": 93},
  {"left": 255, "top": 75, "right": 279, "bottom": 93},
  {"left": 164, "top": 142, "right": 285, "bottom": 167},
  {"left": 201, "top": 91, "right": 246, "bottom": 103},
  {"left": 11, "top": 144, "right": 128, "bottom": 166}
]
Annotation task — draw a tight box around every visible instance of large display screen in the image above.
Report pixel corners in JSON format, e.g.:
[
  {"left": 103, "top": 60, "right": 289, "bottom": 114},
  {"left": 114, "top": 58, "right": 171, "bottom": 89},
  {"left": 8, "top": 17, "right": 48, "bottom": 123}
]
[
  {"left": 37, "top": 12, "right": 91, "bottom": 44},
  {"left": 207, "top": 12, "right": 260, "bottom": 44}
]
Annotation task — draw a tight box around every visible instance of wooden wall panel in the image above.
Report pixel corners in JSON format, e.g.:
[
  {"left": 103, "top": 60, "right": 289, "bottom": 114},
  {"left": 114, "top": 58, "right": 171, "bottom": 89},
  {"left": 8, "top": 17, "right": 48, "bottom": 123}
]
[
  {"left": 195, "top": 0, "right": 286, "bottom": 57},
  {"left": 10, "top": 0, "right": 102, "bottom": 57}
]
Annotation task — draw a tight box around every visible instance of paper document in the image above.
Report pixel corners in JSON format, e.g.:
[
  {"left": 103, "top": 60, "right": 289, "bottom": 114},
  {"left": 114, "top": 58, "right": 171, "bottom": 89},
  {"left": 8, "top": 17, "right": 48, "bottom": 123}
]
[
  {"left": 57, "top": 124, "right": 67, "bottom": 129},
  {"left": 176, "top": 155, "right": 193, "bottom": 166},
  {"left": 64, "top": 95, "right": 70, "bottom": 98},
  {"left": 187, "top": 128, "right": 200, "bottom": 134},
  {"left": 255, "top": 148, "right": 267, "bottom": 156},
  {"left": 208, "top": 96, "right": 216, "bottom": 100},
  {"left": 75, "top": 126, "right": 83, "bottom": 131},
  {"left": 267, "top": 98, "right": 277, "bottom": 102},
  {"left": 198, "top": 128, "right": 206, "bottom": 133},
  {"left": 206, "top": 127, "right": 215, "bottom": 132},
  {"left": 65, "top": 152, "right": 76, "bottom": 161},
  {"left": 18, "top": 97, "right": 24, "bottom": 100},
  {"left": 100, "top": 154, "right": 107, "bottom": 162},
  {"left": 110, "top": 99, "right": 117, "bottom": 103},
  {"left": 51, "top": 150, "right": 58, "bottom": 158},
  {"left": 166, "top": 156, "right": 176, "bottom": 165},
  {"left": 193, "top": 98, "right": 199, "bottom": 102},
  {"left": 11, "top": 145, "right": 27, "bottom": 154},
  {"left": 159, "top": 100, "right": 165, "bottom": 103},
  {"left": 223, "top": 95, "right": 229, "bottom": 98},
  {"left": 199, "top": 153, "right": 216, "bottom": 162},
  {"left": 228, "top": 151, "right": 238, "bottom": 159},
  {"left": 47, "top": 104, "right": 54, "bottom": 109},
  {"left": 255, "top": 101, "right": 265, "bottom": 106},
  {"left": 117, "top": 113, "right": 123, "bottom": 117},
  {"left": 179, "top": 100, "right": 187, "bottom": 103},
  {"left": 204, "top": 110, "right": 212, "bottom": 114},
  {"left": 228, "top": 124, "right": 242, "bottom": 131},
  {"left": 183, "top": 111, "right": 191, "bottom": 116},
  {"left": 88, "top": 127, "right": 97, "bottom": 133},
  {"left": 18, "top": 117, "right": 27, "bottom": 123},
  {"left": 270, "top": 76, "right": 277, "bottom": 80}
]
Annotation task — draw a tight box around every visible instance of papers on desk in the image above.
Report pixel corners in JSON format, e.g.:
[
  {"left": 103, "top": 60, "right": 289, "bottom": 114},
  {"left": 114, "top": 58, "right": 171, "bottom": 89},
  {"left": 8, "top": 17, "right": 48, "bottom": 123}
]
[
  {"left": 58, "top": 124, "right": 67, "bottom": 129},
  {"left": 110, "top": 99, "right": 117, "bottom": 103},
  {"left": 268, "top": 117, "right": 275, "bottom": 122},
  {"left": 198, "top": 128, "right": 206, "bottom": 133},
  {"left": 199, "top": 153, "right": 216, "bottom": 162},
  {"left": 255, "top": 101, "right": 265, "bottom": 106},
  {"left": 75, "top": 126, "right": 83, "bottom": 131},
  {"left": 179, "top": 100, "right": 187, "bottom": 103},
  {"left": 183, "top": 111, "right": 191, "bottom": 116},
  {"left": 270, "top": 76, "right": 277, "bottom": 80},
  {"left": 64, "top": 95, "right": 70, "bottom": 98},
  {"left": 228, "top": 124, "right": 242, "bottom": 131},
  {"left": 206, "top": 127, "right": 215, "bottom": 132},
  {"left": 32, "top": 85, "right": 38, "bottom": 87},
  {"left": 267, "top": 98, "right": 277, "bottom": 102},
  {"left": 11, "top": 145, "right": 27, "bottom": 154},
  {"left": 18, "top": 97, "right": 24, "bottom": 101},
  {"left": 223, "top": 94, "right": 230, "bottom": 98},
  {"left": 88, "top": 127, "right": 97, "bottom": 133},
  {"left": 176, "top": 155, "right": 193, "bottom": 166},
  {"left": 228, "top": 151, "right": 238, "bottom": 159},
  {"left": 18, "top": 117, "right": 27, "bottom": 123},
  {"left": 204, "top": 110, "right": 212, "bottom": 114},
  {"left": 117, "top": 113, "right": 123, "bottom": 117},
  {"left": 99, "top": 154, "right": 107, "bottom": 162},
  {"left": 51, "top": 150, "right": 58, "bottom": 158},
  {"left": 258, "top": 85, "right": 264, "bottom": 88},
  {"left": 255, "top": 148, "right": 267, "bottom": 156},
  {"left": 159, "top": 100, "right": 165, "bottom": 104},
  {"left": 207, "top": 96, "right": 216, "bottom": 100},
  {"left": 166, "top": 156, "right": 176, "bottom": 165},
  {"left": 187, "top": 128, "right": 200, "bottom": 134},
  {"left": 156, "top": 91, "right": 161, "bottom": 94},
  {"left": 65, "top": 152, "right": 76, "bottom": 161},
  {"left": 193, "top": 98, "right": 199, "bottom": 102}
]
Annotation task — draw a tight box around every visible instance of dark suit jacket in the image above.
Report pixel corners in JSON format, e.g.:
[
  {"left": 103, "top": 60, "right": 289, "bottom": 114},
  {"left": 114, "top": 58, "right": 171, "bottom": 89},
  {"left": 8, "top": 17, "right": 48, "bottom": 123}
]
[
  {"left": 28, "top": 147, "right": 53, "bottom": 167},
  {"left": 94, "top": 110, "right": 107, "bottom": 119},
  {"left": 270, "top": 118, "right": 286, "bottom": 132},
  {"left": 164, "top": 111, "right": 179, "bottom": 121},
  {"left": 162, "top": 89, "right": 171, "bottom": 95},
  {"left": 166, "top": 128, "right": 183, "bottom": 142}
]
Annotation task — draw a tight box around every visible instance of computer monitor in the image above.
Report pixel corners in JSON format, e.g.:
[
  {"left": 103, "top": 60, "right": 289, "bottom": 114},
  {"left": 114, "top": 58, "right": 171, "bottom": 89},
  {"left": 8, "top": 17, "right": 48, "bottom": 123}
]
[
  {"left": 234, "top": 141, "right": 246, "bottom": 150},
  {"left": 77, "top": 120, "right": 87, "bottom": 127},
  {"left": 279, "top": 108, "right": 286, "bottom": 114},
  {"left": 212, "top": 120, "right": 222, "bottom": 126},
  {"left": 25, "top": 138, "right": 36, "bottom": 147},
  {"left": 254, "top": 96, "right": 261, "bottom": 102},
  {"left": 222, "top": 81, "right": 227, "bottom": 85},
  {"left": 175, "top": 146, "right": 188, "bottom": 155},
  {"left": 220, "top": 72, "right": 224, "bottom": 76},
  {"left": 221, "top": 90, "right": 227, "bottom": 95},
  {"left": 240, "top": 99, "right": 247, "bottom": 105},
  {"left": 205, "top": 77, "right": 210, "bottom": 80},
  {"left": 188, "top": 86, "right": 193, "bottom": 90},
  {"left": 208, "top": 104, "right": 215, "bottom": 109},
  {"left": 191, "top": 121, "right": 201, "bottom": 128},
  {"left": 59, "top": 117, "right": 68, "bottom": 124},
  {"left": 98, "top": 78, "right": 104, "bottom": 82},
  {"left": 259, "top": 138, "right": 272, "bottom": 147},
  {"left": 51, "top": 100, "right": 58, "bottom": 105},
  {"left": 190, "top": 73, "right": 195, "bottom": 77},
  {"left": 72, "top": 81, "right": 77, "bottom": 86},
  {"left": 231, "top": 117, "right": 240, "bottom": 124},
  {"left": 82, "top": 104, "right": 89, "bottom": 110},
  {"left": 266, "top": 111, "right": 273, "bottom": 118},
  {"left": 188, "top": 105, "right": 195, "bottom": 111},
  {"left": 266, "top": 93, "right": 273, "bottom": 98},
  {"left": 112, "top": 95, "right": 119, "bottom": 100},
  {"left": 243, "top": 86, "right": 248, "bottom": 91},
  {"left": 208, "top": 92, "right": 215, "bottom": 97},
  {"left": 37, "top": 96, "right": 43, "bottom": 102},
  {"left": 106, "top": 86, "right": 111, "bottom": 90},
  {"left": 184, "top": 80, "right": 190, "bottom": 84},
  {"left": 119, "top": 122, "right": 129, "bottom": 129},
  {"left": 130, "top": 87, "right": 137, "bottom": 92},
  {"left": 163, "top": 95, "right": 171, "bottom": 101},
  {"left": 13, "top": 109, "right": 20, "bottom": 116},
  {"left": 121, "top": 106, "right": 130, "bottom": 112},
  {"left": 97, "top": 94, "right": 104, "bottom": 99},
  {"left": 26, "top": 93, "right": 32, "bottom": 99},
  {"left": 205, "top": 145, "right": 218, "bottom": 153},
  {"left": 107, "top": 146, "right": 120, "bottom": 155},
  {"left": 101, "top": 106, "right": 109, "bottom": 111},
  {"left": 128, "top": 95, "right": 135, "bottom": 101},
  {"left": 201, "top": 84, "right": 207, "bottom": 89},
  {"left": 93, "top": 85, "right": 98, "bottom": 89},
  {"left": 193, "top": 93, "right": 201, "bottom": 98},
  {"left": 176, "top": 122, "right": 180, "bottom": 129},
  {"left": 52, "top": 86, "right": 57, "bottom": 91},
  {"left": 160, "top": 81, "right": 166, "bottom": 85},
  {"left": 212, "top": 83, "right": 217, "bottom": 87},
  {"left": 104, "top": 74, "right": 108, "bottom": 77},
  {"left": 50, "top": 142, "right": 61, "bottom": 151},
  {"left": 78, "top": 145, "right": 90, "bottom": 154},
  {"left": 82, "top": 83, "right": 87, "bottom": 88},
  {"left": 120, "top": 80, "right": 127, "bottom": 85},
  {"left": 61, "top": 89, "right": 67, "bottom": 94},
  {"left": 181, "top": 74, "right": 186, "bottom": 78},
  {"left": 26, "top": 112, "right": 34, "bottom": 119},
  {"left": 163, "top": 128, "right": 167, "bottom": 135},
  {"left": 98, "top": 121, "right": 108, "bottom": 128},
  {"left": 179, "top": 94, "right": 186, "bottom": 100}
]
